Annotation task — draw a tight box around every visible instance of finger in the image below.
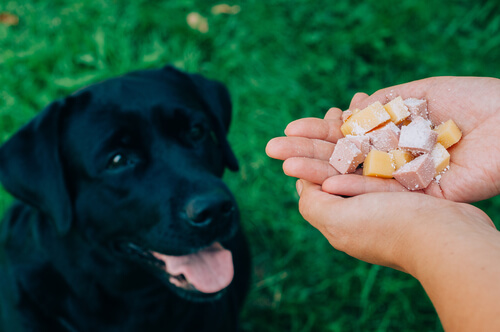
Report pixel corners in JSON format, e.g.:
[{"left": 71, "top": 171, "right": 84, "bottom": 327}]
[
  {"left": 370, "top": 79, "right": 465, "bottom": 126},
  {"left": 321, "top": 170, "right": 447, "bottom": 199},
  {"left": 348, "top": 92, "right": 370, "bottom": 110},
  {"left": 266, "top": 137, "right": 335, "bottom": 161},
  {"left": 324, "top": 107, "right": 343, "bottom": 120},
  {"left": 284, "top": 117, "right": 343, "bottom": 143},
  {"left": 283, "top": 157, "right": 339, "bottom": 184},
  {"left": 349, "top": 80, "right": 434, "bottom": 112},
  {"left": 321, "top": 174, "right": 418, "bottom": 196},
  {"left": 424, "top": 180, "right": 446, "bottom": 199},
  {"left": 297, "top": 179, "right": 344, "bottom": 231},
  {"left": 298, "top": 181, "right": 422, "bottom": 272},
  {"left": 297, "top": 180, "right": 375, "bottom": 261}
]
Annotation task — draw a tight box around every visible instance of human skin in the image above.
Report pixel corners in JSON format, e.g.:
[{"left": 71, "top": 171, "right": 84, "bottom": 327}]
[
  {"left": 266, "top": 77, "right": 500, "bottom": 331},
  {"left": 295, "top": 179, "right": 500, "bottom": 332},
  {"left": 267, "top": 76, "right": 500, "bottom": 203}
]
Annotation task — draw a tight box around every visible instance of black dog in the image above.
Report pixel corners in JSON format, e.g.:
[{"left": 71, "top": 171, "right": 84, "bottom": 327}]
[{"left": 0, "top": 66, "right": 250, "bottom": 331}]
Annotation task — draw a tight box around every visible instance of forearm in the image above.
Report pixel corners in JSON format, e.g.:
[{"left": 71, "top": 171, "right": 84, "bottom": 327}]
[
  {"left": 404, "top": 204, "right": 500, "bottom": 331},
  {"left": 296, "top": 181, "right": 500, "bottom": 330}
]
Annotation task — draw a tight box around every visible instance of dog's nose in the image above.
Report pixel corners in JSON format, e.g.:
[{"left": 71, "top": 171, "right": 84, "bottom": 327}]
[{"left": 185, "top": 194, "right": 235, "bottom": 227}]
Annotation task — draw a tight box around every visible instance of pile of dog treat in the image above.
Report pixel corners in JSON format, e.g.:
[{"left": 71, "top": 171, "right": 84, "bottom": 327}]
[{"left": 329, "top": 97, "right": 462, "bottom": 190}]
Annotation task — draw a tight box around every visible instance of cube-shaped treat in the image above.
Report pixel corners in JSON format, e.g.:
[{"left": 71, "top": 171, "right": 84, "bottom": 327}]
[
  {"left": 393, "top": 154, "right": 435, "bottom": 190},
  {"left": 341, "top": 109, "right": 353, "bottom": 122},
  {"left": 329, "top": 138, "right": 365, "bottom": 174},
  {"left": 434, "top": 119, "right": 462, "bottom": 149},
  {"left": 340, "top": 101, "right": 391, "bottom": 136},
  {"left": 404, "top": 98, "right": 428, "bottom": 120},
  {"left": 430, "top": 143, "right": 450, "bottom": 175},
  {"left": 342, "top": 109, "right": 360, "bottom": 122},
  {"left": 398, "top": 116, "right": 437, "bottom": 154},
  {"left": 368, "top": 122, "right": 400, "bottom": 152},
  {"left": 384, "top": 96, "right": 411, "bottom": 125},
  {"left": 362, "top": 149, "right": 395, "bottom": 178},
  {"left": 345, "top": 135, "right": 371, "bottom": 158},
  {"left": 390, "top": 149, "right": 414, "bottom": 170}
]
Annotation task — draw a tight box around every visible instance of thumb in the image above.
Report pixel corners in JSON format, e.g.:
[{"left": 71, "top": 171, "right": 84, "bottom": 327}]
[{"left": 296, "top": 179, "right": 344, "bottom": 231}]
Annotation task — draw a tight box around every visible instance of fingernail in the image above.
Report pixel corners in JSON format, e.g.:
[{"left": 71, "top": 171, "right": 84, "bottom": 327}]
[{"left": 296, "top": 179, "right": 303, "bottom": 196}]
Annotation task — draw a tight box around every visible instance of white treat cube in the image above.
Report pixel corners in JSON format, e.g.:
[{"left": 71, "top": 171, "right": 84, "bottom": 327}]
[{"left": 398, "top": 116, "right": 437, "bottom": 154}]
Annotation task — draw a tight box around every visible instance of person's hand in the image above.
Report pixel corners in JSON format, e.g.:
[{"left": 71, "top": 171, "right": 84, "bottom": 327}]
[
  {"left": 296, "top": 178, "right": 500, "bottom": 332},
  {"left": 266, "top": 77, "right": 500, "bottom": 203},
  {"left": 294, "top": 179, "right": 494, "bottom": 274}
]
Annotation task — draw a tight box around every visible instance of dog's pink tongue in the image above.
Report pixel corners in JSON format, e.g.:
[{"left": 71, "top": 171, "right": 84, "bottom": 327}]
[{"left": 152, "top": 242, "right": 234, "bottom": 294}]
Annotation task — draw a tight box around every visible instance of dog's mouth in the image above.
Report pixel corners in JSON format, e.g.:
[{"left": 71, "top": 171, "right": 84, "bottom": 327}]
[{"left": 116, "top": 241, "right": 234, "bottom": 296}]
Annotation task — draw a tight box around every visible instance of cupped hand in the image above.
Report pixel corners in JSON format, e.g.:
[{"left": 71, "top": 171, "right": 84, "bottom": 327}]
[
  {"left": 266, "top": 77, "right": 500, "bottom": 203},
  {"left": 295, "top": 179, "right": 495, "bottom": 274}
]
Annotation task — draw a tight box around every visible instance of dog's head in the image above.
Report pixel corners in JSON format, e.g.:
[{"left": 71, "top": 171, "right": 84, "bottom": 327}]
[{"left": 0, "top": 66, "right": 240, "bottom": 301}]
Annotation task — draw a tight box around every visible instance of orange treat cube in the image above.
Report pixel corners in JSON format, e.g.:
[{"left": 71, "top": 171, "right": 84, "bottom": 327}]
[
  {"left": 384, "top": 96, "right": 411, "bottom": 125},
  {"left": 434, "top": 119, "right": 462, "bottom": 149},
  {"left": 362, "top": 150, "right": 395, "bottom": 178},
  {"left": 340, "top": 101, "right": 390, "bottom": 136},
  {"left": 430, "top": 143, "right": 450, "bottom": 175},
  {"left": 389, "top": 149, "right": 414, "bottom": 170}
]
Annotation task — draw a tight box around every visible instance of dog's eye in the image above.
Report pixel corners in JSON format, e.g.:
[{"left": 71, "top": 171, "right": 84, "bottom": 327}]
[
  {"left": 107, "top": 153, "right": 134, "bottom": 170},
  {"left": 187, "top": 124, "right": 207, "bottom": 142}
]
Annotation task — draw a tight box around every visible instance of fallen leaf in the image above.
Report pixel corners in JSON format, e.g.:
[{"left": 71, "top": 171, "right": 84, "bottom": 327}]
[
  {"left": 211, "top": 4, "right": 241, "bottom": 15},
  {"left": 0, "top": 12, "right": 19, "bottom": 26},
  {"left": 186, "top": 12, "right": 209, "bottom": 33}
]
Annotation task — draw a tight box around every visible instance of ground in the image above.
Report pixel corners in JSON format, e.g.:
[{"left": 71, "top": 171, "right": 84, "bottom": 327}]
[{"left": 2, "top": 1, "right": 500, "bottom": 331}]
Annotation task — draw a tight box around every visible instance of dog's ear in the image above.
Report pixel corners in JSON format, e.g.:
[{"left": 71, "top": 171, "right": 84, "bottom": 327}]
[
  {"left": 163, "top": 66, "right": 239, "bottom": 171},
  {"left": 0, "top": 100, "right": 72, "bottom": 235},
  {"left": 189, "top": 72, "right": 239, "bottom": 171}
]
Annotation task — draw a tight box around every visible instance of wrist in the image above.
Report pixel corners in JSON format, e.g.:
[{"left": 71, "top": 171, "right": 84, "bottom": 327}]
[
  {"left": 402, "top": 202, "right": 496, "bottom": 279},
  {"left": 399, "top": 202, "right": 500, "bottom": 331},
  {"left": 397, "top": 201, "right": 494, "bottom": 280}
]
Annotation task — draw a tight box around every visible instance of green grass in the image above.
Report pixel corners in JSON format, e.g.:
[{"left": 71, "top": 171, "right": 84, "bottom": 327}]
[{"left": 2, "top": 0, "right": 500, "bottom": 331}]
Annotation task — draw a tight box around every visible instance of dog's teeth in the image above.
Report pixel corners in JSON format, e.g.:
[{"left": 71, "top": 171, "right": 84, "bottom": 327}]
[
  {"left": 169, "top": 274, "right": 196, "bottom": 291},
  {"left": 174, "top": 274, "right": 186, "bottom": 282}
]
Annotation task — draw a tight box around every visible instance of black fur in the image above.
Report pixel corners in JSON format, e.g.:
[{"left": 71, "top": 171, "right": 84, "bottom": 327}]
[{"left": 0, "top": 66, "right": 250, "bottom": 332}]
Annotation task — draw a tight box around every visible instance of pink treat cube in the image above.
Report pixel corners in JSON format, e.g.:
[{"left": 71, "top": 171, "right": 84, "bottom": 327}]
[
  {"left": 393, "top": 154, "right": 435, "bottom": 190},
  {"left": 345, "top": 135, "right": 371, "bottom": 158},
  {"left": 404, "top": 98, "right": 428, "bottom": 120},
  {"left": 398, "top": 116, "right": 437, "bottom": 154},
  {"left": 368, "top": 122, "right": 400, "bottom": 152},
  {"left": 329, "top": 138, "right": 365, "bottom": 174},
  {"left": 342, "top": 109, "right": 353, "bottom": 122}
]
